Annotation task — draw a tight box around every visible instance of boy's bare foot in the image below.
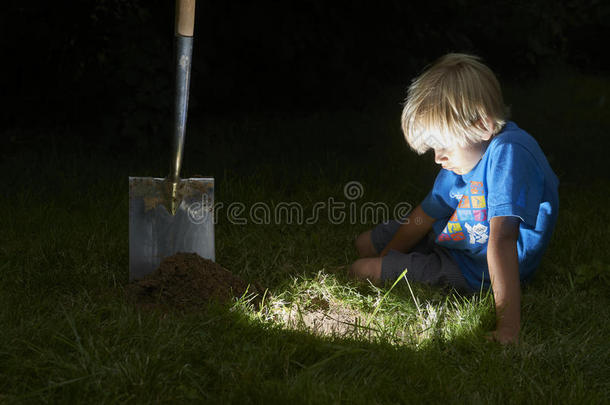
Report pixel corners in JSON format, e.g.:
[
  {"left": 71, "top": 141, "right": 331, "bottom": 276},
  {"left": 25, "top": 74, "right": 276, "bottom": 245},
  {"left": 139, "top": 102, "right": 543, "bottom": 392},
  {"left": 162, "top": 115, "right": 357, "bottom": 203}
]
[
  {"left": 349, "top": 258, "right": 382, "bottom": 284},
  {"left": 355, "top": 231, "right": 377, "bottom": 258}
]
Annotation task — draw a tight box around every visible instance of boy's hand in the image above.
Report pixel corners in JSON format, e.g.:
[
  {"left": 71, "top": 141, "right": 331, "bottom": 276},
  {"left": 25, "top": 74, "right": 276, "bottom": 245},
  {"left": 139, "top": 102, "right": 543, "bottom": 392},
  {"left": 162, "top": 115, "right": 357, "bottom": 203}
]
[{"left": 487, "top": 328, "right": 519, "bottom": 345}]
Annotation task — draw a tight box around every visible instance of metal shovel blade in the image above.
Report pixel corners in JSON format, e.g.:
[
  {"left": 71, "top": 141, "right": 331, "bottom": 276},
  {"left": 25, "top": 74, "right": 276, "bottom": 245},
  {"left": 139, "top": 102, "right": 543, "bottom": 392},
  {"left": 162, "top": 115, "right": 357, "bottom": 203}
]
[{"left": 129, "top": 176, "right": 214, "bottom": 281}]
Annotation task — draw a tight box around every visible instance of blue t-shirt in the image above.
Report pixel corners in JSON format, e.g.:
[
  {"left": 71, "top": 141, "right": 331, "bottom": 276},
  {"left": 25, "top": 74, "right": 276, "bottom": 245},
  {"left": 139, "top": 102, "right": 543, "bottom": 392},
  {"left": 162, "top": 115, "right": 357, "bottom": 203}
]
[{"left": 420, "top": 121, "right": 559, "bottom": 290}]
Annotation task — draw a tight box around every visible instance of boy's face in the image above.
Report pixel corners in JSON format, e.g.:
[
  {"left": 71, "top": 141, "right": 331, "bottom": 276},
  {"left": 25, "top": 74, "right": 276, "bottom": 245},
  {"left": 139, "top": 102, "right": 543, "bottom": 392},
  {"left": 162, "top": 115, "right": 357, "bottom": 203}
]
[
  {"left": 433, "top": 118, "right": 495, "bottom": 175},
  {"left": 433, "top": 141, "right": 489, "bottom": 175},
  {"left": 432, "top": 121, "right": 495, "bottom": 175}
]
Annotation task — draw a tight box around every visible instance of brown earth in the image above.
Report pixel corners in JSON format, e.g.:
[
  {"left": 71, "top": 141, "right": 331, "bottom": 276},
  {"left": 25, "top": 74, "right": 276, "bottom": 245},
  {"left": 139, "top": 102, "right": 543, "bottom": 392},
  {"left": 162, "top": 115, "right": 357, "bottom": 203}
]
[
  {"left": 277, "top": 297, "right": 369, "bottom": 338},
  {"left": 126, "top": 252, "right": 263, "bottom": 311}
]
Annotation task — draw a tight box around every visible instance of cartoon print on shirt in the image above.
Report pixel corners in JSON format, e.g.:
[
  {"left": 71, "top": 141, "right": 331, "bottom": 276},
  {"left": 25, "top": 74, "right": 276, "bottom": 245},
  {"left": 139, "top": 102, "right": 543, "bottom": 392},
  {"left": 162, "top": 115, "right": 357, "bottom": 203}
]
[
  {"left": 458, "top": 210, "right": 474, "bottom": 221},
  {"left": 472, "top": 209, "right": 487, "bottom": 221},
  {"left": 451, "top": 232, "right": 466, "bottom": 241},
  {"left": 437, "top": 178, "right": 490, "bottom": 247},
  {"left": 450, "top": 191, "right": 463, "bottom": 201},
  {"left": 464, "top": 222, "right": 489, "bottom": 244},
  {"left": 438, "top": 233, "right": 451, "bottom": 241},
  {"left": 471, "top": 195, "right": 486, "bottom": 208},
  {"left": 470, "top": 181, "right": 484, "bottom": 195},
  {"left": 458, "top": 195, "right": 471, "bottom": 208},
  {"left": 447, "top": 222, "right": 462, "bottom": 233}
]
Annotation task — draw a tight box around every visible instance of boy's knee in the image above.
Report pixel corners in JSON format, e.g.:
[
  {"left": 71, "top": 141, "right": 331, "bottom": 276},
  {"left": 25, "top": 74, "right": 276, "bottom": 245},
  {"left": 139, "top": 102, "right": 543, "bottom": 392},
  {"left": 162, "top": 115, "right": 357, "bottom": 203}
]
[
  {"left": 349, "top": 258, "right": 382, "bottom": 284},
  {"left": 355, "top": 231, "right": 377, "bottom": 258}
]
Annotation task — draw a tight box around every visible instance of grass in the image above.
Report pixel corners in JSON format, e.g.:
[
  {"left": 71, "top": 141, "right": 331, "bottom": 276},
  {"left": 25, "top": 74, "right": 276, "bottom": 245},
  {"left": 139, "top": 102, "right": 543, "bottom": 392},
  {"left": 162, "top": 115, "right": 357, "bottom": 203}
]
[{"left": 1, "top": 69, "right": 610, "bottom": 403}]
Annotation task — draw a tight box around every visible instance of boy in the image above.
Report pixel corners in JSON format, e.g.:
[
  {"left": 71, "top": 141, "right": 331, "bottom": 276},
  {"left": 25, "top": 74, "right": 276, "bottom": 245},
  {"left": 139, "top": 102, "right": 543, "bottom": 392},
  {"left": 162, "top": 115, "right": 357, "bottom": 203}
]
[{"left": 349, "top": 53, "right": 559, "bottom": 344}]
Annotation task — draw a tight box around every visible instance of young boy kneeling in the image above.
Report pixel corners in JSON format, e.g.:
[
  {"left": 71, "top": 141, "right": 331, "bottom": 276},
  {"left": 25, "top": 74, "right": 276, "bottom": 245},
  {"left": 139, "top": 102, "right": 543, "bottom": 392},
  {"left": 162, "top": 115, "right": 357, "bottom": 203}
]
[{"left": 350, "top": 53, "right": 559, "bottom": 344}]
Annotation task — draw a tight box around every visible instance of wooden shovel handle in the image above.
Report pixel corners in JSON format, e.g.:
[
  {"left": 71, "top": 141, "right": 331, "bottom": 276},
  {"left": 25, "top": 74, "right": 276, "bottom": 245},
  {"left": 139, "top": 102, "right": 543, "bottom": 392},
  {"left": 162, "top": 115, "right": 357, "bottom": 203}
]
[{"left": 175, "top": 0, "right": 196, "bottom": 37}]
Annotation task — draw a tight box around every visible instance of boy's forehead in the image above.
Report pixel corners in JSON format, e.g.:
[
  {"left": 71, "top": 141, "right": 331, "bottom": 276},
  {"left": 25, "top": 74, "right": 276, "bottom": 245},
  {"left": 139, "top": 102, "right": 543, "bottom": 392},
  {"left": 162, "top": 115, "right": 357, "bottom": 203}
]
[
  {"left": 419, "top": 131, "right": 457, "bottom": 150},
  {"left": 423, "top": 133, "right": 444, "bottom": 148}
]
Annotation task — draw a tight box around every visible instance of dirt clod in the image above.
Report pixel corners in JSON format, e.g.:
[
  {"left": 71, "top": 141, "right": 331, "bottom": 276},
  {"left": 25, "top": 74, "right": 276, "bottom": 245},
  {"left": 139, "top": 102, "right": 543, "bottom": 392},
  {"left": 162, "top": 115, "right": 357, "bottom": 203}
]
[{"left": 127, "top": 252, "right": 262, "bottom": 311}]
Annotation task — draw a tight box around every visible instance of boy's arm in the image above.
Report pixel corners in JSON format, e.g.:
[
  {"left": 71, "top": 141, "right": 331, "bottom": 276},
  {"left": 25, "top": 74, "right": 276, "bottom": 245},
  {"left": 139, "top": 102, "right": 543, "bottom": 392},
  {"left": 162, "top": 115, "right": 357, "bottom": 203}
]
[
  {"left": 380, "top": 204, "right": 435, "bottom": 257},
  {"left": 487, "top": 215, "right": 521, "bottom": 344}
]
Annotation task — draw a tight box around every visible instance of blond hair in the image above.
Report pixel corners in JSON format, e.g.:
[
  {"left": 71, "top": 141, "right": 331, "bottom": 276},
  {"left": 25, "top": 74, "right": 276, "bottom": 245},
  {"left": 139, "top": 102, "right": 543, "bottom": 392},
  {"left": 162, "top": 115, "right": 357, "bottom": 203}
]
[{"left": 401, "top": 53, "right": 508, "bottom": 154}]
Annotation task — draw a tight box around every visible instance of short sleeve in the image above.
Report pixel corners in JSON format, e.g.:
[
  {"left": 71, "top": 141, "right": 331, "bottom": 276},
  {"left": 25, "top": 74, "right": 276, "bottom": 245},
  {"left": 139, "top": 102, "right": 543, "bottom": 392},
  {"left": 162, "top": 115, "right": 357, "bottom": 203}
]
[
  {"left": 487, "top": 142, "right": 544, "bottom": 227},
  {"left": 420, "top": 169, "right": 456, "bottom": 219}
]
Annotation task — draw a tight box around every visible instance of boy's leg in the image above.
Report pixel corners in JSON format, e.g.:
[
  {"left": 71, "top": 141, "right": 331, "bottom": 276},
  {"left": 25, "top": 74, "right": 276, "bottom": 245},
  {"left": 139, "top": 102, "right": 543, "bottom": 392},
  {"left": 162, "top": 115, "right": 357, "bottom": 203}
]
[
  {"left": 355, "top": 230, "right": 377, "bottom": 258},
  {"left": 350, "top": 221, "right": 472, "bottom": 292},
  {"left": 350, "top": 220, "right": 409, "bottom": 284},
  {"left": 354, "top": 220, "right": 426, "bottom": 259},
  {"left": 354, "top": 219, "right": 405, "bottom": 259},
  {"left": 380, "top": 247, "right": 473, "bottom": 293}
]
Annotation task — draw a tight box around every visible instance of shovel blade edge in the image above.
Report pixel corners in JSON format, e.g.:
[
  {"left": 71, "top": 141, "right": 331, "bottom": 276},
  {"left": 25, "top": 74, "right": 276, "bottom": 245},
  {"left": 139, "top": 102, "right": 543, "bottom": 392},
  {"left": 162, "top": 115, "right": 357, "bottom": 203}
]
[{"left": 129, "top": 176, "right": 215, "bottom": 281}]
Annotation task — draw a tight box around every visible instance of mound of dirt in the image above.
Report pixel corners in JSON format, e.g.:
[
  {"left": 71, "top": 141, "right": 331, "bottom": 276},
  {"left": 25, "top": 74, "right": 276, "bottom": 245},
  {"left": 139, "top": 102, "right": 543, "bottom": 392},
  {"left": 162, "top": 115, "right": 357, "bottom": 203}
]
[{"left": 127, "top": 252, "right": 263, "bottom": 310}]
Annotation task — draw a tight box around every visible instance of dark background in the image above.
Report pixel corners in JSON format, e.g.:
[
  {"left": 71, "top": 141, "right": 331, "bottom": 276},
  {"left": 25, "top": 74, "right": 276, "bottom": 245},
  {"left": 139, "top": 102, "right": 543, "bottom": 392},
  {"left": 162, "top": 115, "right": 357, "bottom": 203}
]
[{"left": 2, "top": 0, "right": 609, "bottom": 157}]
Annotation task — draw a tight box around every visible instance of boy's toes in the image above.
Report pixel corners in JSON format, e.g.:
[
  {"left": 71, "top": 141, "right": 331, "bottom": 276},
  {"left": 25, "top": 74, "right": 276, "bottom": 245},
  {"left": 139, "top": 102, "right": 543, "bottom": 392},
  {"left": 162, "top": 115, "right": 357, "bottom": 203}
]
[
  {"left": 355, "top": 231, "right": 377, "bottom": 258},
  {"left": 349, "top": 258, "right": 382, "bottom": 283}
]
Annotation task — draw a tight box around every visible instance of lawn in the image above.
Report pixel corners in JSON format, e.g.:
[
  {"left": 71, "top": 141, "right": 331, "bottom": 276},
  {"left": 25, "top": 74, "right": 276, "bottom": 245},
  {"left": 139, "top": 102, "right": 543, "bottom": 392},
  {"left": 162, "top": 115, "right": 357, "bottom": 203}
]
[{"left": 1, "top": 70, "right": 609, "bottom": 403}]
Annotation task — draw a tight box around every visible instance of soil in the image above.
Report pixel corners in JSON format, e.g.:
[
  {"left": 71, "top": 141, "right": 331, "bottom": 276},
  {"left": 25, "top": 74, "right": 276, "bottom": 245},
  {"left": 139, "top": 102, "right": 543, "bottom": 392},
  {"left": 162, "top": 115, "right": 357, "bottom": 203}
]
[
  {"left": 127, "top": 252, "right": 263, "bottom": 311},
  {"left": 276, "top": 298, "right": 367, "bottom": 338}
]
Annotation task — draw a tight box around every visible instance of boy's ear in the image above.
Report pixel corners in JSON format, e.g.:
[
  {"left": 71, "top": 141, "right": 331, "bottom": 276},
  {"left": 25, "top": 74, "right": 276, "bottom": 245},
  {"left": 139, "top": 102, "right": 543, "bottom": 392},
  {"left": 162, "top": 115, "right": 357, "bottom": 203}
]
[{"left": 476, "top": 117, "right": 495, "bottom": 140}]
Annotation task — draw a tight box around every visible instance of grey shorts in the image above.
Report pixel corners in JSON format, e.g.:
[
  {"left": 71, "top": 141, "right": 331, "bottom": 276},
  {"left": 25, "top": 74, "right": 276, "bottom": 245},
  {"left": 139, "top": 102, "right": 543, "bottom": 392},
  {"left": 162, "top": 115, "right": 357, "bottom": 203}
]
[{"left": 371, "top": 220, "right": 474, "bottom": 293}]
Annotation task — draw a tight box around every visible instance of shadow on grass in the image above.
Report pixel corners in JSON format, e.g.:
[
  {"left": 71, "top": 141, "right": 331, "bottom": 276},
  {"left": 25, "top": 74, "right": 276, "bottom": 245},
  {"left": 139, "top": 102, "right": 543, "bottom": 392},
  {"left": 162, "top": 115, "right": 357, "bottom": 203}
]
[
  {"left": 0, "top": 282, "right": 537, "bottom": 403},
  {"left": 2, "top": 272, "right": 608, "bottom": 404}
]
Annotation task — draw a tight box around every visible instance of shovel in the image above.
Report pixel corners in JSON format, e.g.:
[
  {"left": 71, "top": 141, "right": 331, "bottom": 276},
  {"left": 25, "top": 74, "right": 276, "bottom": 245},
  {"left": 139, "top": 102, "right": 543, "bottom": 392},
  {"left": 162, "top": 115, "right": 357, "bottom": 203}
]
[{"left": 129, "top": 0, "right": 214, "bottom": 280}]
